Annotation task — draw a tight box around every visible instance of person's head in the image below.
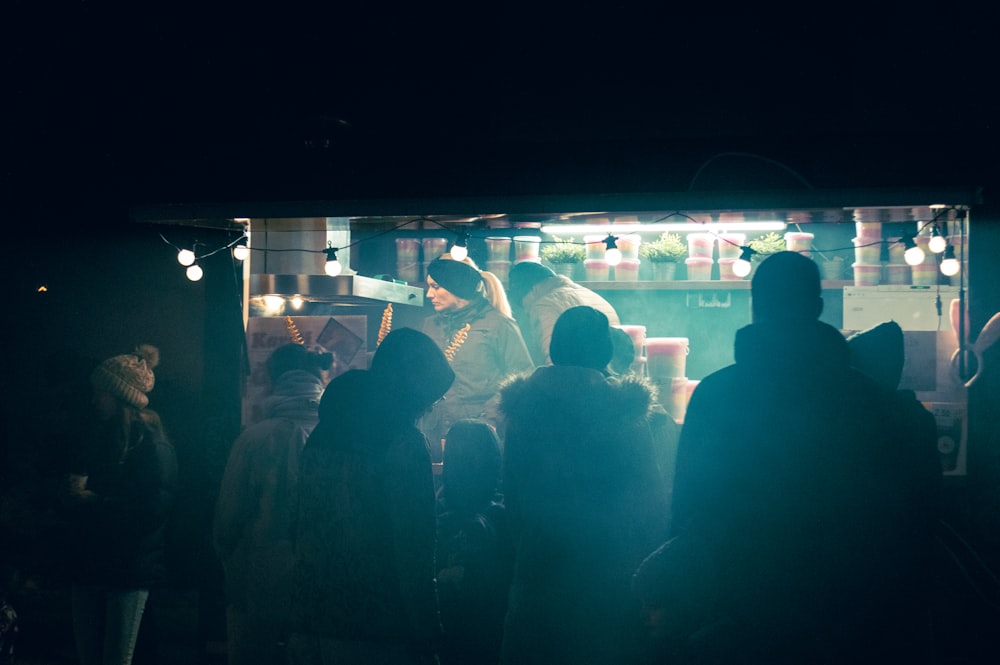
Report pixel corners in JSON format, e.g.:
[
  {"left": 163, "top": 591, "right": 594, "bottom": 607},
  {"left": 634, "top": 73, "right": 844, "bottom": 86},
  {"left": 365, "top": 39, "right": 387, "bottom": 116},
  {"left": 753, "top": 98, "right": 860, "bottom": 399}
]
[
  {"left": 608, "top": 326, "right": 637, "bottom": 376},
  {"left": 441, "top": 253, "right": 513, "bottom": 318},
  {"left": 442, "top": 419, "right": 502, "bottom": 511},
  {"left": 750, "top": 251, "right": 823, "bottom": 324},
  {"left": 847, "top": 320, "right": 905, "bottom": 392},
  {"left": 507, "top": 261, "right": 556, "bottom": 309},
  {"left": 370, "top": 327, "right": 455, "bottom": 420},
  {"left": 90, "top": 344, "right": 159, "bottom": 419},
  {"left": 550, "top": 305, "right": 614, "bottom": 372},
  {"left": 426, "top": 258, "right": 484, "bottom": 312},
  {"left": 266, "top": 343, "right": 334, "bottom": 385}
]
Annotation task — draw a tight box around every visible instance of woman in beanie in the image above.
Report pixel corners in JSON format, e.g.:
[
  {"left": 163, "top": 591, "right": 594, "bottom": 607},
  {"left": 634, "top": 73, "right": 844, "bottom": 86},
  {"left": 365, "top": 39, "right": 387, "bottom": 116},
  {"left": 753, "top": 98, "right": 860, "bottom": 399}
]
[
  {"left": 421, "top": 258, "right": 534, "bottom": 458},
  {"left": 287, "top": 328, "right": 455, "bottom": 665},
  {"left": 213, "top": 343, "right": 333, "bottom": 665},
  {"left": 58, "top": 344, "right": 177, "bottom": 665},
  {"left": 497, "top": 307, "right": 670, "bottom": 665}
]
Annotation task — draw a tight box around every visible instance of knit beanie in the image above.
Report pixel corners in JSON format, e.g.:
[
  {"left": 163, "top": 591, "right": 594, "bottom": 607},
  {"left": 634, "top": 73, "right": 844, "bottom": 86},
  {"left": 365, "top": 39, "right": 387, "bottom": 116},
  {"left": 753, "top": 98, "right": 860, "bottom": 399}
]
[
  {"left": 370, "top": 327, "right": 455, "bottom": 415},
  {"left": 90, "top": 344, "right": 160, "bottom": 409},
  {"left": 847, "top": 320, "right": 905, "bottom": 392},
  {"left": 550, "top": 306, "right": 614, "bottom": 372},
  {"left": 426, "top": 258, "right": 484, "bottom": 300},
  {"left": 507, "top": 261, "right": 556, "bottom": 308}
]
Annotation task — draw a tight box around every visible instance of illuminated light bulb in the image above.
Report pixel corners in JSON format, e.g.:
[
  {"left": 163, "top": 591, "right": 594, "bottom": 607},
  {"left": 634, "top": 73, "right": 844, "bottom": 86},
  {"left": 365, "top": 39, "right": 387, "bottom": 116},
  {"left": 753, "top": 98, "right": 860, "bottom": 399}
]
[
  {"left": 290, "top": 296, "right": 305, "bottom": 309},
  {"left": 928, "top": 233, "right": 948, "bottom": 254},
  {"left": 177, "top": 248, "right": 196, "bottom": 266},
  {"left": 940, "top": 247, "right": 960, "bottom": 276},
  {"left": 902, "top": 236, "right": 925, "bottom": 266},
  {"left": 186, "top": 263, "right": 204, "bottom": 281},
  {"left": 450, "top": 233, "right": 469, "bottom": 261},
  {"left": 232, "top": 238, "right": 249, "bottom": 261},
  {"left": 603, "top": 234, "right": 622, "bottom": 266},
  {"left": 263, "top": 295, "right": 284, "bottom": 312},
  {"left": 324, "top": 246, "right": 342, "bottom": 277},
  {"left": 733, "top": 258, "right": 752, "bottom": 278}
]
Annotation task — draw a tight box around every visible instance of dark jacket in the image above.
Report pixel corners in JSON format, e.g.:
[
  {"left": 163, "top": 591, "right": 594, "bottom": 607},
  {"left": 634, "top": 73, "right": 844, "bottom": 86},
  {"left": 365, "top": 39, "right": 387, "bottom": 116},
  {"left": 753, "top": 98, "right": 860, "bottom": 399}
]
[
  {"left": 670, "top": 320, "right": 907, "bottom": 663},
  {"left": 62, "top": 417, "right": 177, "bottom": 589},
  {"left": 498, "top": 365, "right": 670, "bottom": 664}
]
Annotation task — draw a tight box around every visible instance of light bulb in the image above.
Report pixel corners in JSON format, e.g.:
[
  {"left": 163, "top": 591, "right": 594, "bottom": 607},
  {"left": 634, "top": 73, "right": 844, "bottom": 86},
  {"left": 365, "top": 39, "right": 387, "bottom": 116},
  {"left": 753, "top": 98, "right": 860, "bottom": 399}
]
[
  {"left": 928, "top": 234, "right": 947, "bottom": 254},
  {"left": 290, "top": 296, "right": 305, "bottom": 309},
  {"left": 605, "top": 247, "right": 622, "bottom": 266},
  {"left": 940, "top": 257, "right": 960, "bottom": 276},
  {"left": 904, "top": 245, "right": 925, "bottom": 266},
  {"left": 263, "top": 295, "right": 284, "bottom": 312},
  {"left": 233, "top": 242, "right": 249, "bottom": 261},
  {"left": 450, "top": 243, "right": 468, "bottom": 261},
  {"left": 186, "top": 263, "right": 203, "bottom": 281},
  {"left": 325, "top": 258, "right": 342, "bottom": 276},
  {"left": 177, "top": 248, "right": 195, "bottom": 266},
  {"left": 733, "top": 258, "right": 752, "bottom": 278}
]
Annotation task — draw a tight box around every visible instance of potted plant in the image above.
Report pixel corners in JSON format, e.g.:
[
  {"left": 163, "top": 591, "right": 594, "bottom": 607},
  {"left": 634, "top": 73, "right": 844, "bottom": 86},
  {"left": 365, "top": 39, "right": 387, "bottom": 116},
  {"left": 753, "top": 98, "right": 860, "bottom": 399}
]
[
  {"left": 541, "top": 237, "right": 585, "bottom": 277},
  {"left": 639, "top": 232, "right": 687, "bottom": 280},
  {"left": 747, "top": 232, "right": 786, "bottom": 274}
]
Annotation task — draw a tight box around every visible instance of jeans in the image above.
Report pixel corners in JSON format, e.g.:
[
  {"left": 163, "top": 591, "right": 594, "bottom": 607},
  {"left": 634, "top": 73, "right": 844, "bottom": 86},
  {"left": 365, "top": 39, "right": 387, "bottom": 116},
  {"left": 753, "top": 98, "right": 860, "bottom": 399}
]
[{"left": 71, "top": 584, "right": 149, "bottom": 665}]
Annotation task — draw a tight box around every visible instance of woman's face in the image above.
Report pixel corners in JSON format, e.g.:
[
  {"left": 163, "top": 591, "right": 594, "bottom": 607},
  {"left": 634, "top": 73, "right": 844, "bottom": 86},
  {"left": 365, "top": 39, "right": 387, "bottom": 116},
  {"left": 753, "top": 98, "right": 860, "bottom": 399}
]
[
  {"left": 426, "top": 277, "right": 468, "bottom": 312},
  {"left": 92, "top": 389, "right": 118, "bottom": 421}
]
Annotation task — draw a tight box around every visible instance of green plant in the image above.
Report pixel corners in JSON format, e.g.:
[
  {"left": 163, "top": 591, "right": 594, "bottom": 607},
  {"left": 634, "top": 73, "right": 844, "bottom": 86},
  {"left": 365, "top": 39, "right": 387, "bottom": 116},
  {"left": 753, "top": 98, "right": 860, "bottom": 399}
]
[
  {"left": 639, "top": 232, "right": 687, "bottom": 262},
  {"left": 541, "top": 237, "right": 585, "bottom": 263},
  {"left": 748, "top": 232, "right": 786, "bottom": 260}
]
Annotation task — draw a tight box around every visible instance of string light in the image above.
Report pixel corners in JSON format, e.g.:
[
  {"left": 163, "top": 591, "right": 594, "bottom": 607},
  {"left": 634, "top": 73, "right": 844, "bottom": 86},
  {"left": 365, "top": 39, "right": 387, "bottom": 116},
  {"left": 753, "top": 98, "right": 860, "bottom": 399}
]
[
  {"left": 603, "top": 234, "right": 622, "bottom": 266},
  {"left": 940, "top": 246, "right": 960, "bottom": 276},
  {"left": 928, "top": 225, "right": 948, "bottom": 254},
  {"left": 450, "top": 231, "right": 470, "bottom": 261},
  {"left": 324, "top": 244, "right": 342, "bottom": 277},
  {"left": 732, "top": 246, "right": 755, "bottom": 278},
  {"left": 186, "top": 263, "right": 204, "bottom": 281},
  {"left": 232, "top": 235, "right": 249, "bottom": 261},
  {"left": 177, "top": 248, "right": 196, "bottom": 266},
  {"left": 903, "top": 235, "right": 925, "bottom": 266}
]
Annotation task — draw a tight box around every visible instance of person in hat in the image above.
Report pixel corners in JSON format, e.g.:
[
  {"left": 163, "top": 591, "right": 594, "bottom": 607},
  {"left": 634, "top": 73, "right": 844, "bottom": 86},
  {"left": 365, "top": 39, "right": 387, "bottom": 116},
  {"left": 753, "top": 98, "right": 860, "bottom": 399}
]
[
  {"left": 58, "top": 344, "right": 177, "bottom": 665},
  {"left": 213, "top": 343, "right": 333, "bottom": 665},
  {"left": 507, "top": 260, "right": 620, "bottom": 366},
  {"left": 497, "top": 306, "right": 669, "bottom": 664},
  {"left": 288, "top": 327, "right": 455, "bottom": 665},
  {"left": 421, "top": 258, "right": 534, "bottom": 457}
]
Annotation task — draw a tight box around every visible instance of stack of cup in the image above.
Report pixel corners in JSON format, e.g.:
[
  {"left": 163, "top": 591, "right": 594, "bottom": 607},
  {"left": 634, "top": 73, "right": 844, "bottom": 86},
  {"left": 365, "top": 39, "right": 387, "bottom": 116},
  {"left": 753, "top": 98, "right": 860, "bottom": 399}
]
[
  {"left": 686, "top": 232, "right": 715, "bottom": 280},
  {"left": 513, "top": 236, "right": 541, "bottom": 263},
  {"left": 422, "top": 237, "right": 448, "bottom": 279},
  {"left": 395, "top": 238, "right": 421, "bottom": 283},
  {"left": 645, "top": 337, "right": 690, "bottom": 422},
  {"left": 485, "top": 237, "right": 512, "bottom": 285},
  {"left": 784, "top": 231, "right": 814, "bottom": 255},
  {"left": 851, "top": 209, "right": 886, "bottom": 286}
]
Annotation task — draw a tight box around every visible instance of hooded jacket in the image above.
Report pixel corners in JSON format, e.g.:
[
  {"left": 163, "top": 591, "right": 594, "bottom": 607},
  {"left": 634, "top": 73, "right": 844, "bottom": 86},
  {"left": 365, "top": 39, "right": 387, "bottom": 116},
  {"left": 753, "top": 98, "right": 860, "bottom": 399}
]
[
  {"left": 213, "top": 369, "right": 324, "bottom": 610},
  {"left": 670, "top": 319, "right": 909, "bottom": 661},
  {"left": 498, "top": 365, "right": 669, "bottom": 664}
]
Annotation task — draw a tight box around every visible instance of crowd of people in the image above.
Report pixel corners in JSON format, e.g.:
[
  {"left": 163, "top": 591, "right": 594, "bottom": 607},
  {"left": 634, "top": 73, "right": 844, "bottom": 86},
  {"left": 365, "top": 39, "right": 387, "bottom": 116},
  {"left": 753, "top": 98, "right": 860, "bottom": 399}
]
[{"left": 0, "top": 250, "right": 949, "bottom": 664}]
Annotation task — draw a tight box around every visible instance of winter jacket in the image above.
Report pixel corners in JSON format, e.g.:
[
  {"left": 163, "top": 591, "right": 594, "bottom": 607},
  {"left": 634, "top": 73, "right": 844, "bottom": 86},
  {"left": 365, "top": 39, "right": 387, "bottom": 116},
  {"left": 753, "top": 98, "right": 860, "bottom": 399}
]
[
  {"left": 213, "top": 369, "right": 324, "bottom": 612},
  {"left": 62, "top": 416, "right": 177, "bottom": 589},
  {"left": 498, "top": 365, "right": 670, "bottom": 664},
  {"left": 670, "top": 320, "right": 911, "bottom": 663},
  {"left": 521, "top": 275, "right": 620, "bottom": 365},
  {"left": 291, "top": 370, "right": 442, "bottom": 652},
  {"left": 421, "top": 298, "right": 534, "bottom": 449}
]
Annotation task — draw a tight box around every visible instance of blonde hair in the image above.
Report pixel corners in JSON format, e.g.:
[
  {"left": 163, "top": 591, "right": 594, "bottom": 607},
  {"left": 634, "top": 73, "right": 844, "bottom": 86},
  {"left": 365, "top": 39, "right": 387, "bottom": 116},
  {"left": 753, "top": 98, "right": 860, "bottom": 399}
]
[{"left": 440, "top": 253, "right": 513, "bottom": 319}]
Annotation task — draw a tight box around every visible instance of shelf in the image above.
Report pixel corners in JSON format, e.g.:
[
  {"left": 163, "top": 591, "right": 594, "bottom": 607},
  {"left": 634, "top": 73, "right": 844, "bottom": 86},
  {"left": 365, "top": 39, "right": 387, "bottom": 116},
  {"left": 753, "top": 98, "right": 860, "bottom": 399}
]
[{"left": 578, "top": 280, "right": 854, "bottom": 291}]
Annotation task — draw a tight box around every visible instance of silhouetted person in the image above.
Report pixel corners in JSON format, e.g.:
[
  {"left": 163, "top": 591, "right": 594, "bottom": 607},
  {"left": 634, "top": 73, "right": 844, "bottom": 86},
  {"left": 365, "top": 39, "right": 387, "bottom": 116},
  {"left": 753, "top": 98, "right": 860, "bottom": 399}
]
[
  {"left": 507, "top": 261, "right": 620, "bottom": 366},
  {"left": 58, "top": 344, "right": 177, "bottom": 665},
  {"left": 498, "top": 305, "right": 669, "bottom": 664},
  {"left": 666, "top": 251, "right": 906, "bottom": 663},
  {"left": 288, "top": 328, "right": 455, "bottom": 665},
  {"left": 213, "top": 343, "right": 333, "bottom": 665},
  {"left": 435, "top": 419, "right": 513, "bottom": 665}
]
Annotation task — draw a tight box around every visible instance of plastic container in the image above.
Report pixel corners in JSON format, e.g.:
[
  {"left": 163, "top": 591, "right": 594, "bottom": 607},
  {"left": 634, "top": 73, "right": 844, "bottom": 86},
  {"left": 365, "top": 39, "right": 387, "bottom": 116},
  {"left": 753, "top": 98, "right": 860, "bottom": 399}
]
[
  {"left": 396, "top": 238, "right": 421, "bottom": 262},
  {"left": 584, "top": 235, "right": 607, "bottom": 261},
  {"left": 853, "top": 237, "right": 882, "bottom": 265},
  {"left": 852, "top": 263, "right": 881, "bottom": 287},
  {"left": 685, "top": 256, "right": 713, "bottom": 280},
  {"left": 614, "top": 258, "right": 640, "bottom": 281},
  {"left": 716, "top": 233, "right": 746, "bottom": 261},
  {"left": 485, "top": 260, "right": 511, "bottom": 285},
  {"left": 513, "top": 236, "right": 541, "bottom": 263},
  {"left": 616, "top": 234, "right": 641, "bottom": 261},
  {"left": 616, "top": 325, "right": 647, "bottom": 360},
  {"left": 687, "top": 233, "right": 715, "bottom": 259},
  {"left": 855, "top": 221, "right": 882, "bottom": 239},
  {"left": 396, "top": 261, "right": 420, "bottom": 284},
  {"left": 911, "top": 262, "right": 939, "bottom": 286},
  {"left": 484, "top": 237, "right": 512, "bottom": 262},
  {"left": 883, "top": 263, "right": 909, "bottom": 285},
  {"left": 886, "top": 238, "right": 906, "bottom": 264},
  {"left": 717, "top": 258, "right": 744, "bottom": 280},
  {"left": 583, "top": 258, "right": 609, "bottom": 281},
  {"left": 820, "top": 258, "right": 844, "bottom": 281},
  {"left": 784, "top": 231, "right": 814, "bottom": 254},
  {"left": 422, "top": 237, "right": 448, "bottom": 261},
  {"left": 645, "top": 337, "right": 689, "bottom": 379}
]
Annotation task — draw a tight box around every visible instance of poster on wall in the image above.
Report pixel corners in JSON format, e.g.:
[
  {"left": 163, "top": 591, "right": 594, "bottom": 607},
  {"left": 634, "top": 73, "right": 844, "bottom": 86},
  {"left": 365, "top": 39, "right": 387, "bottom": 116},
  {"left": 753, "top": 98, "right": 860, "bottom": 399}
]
[{"left": 242, "top": 315, "right": 367, "bottom": 426}]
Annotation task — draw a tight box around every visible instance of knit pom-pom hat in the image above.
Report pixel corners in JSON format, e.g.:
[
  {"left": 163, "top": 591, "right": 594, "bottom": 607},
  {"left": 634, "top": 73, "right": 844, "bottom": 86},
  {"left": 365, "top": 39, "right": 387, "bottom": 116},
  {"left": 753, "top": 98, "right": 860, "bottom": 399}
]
[{"left": 91, "top": 344, "right": 160, "bottom": 409}]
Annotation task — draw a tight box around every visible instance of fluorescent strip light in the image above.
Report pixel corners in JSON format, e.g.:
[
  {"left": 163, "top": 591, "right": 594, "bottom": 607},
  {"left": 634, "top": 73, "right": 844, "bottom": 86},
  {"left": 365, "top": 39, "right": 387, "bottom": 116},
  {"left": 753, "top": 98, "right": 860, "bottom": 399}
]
[{"left": 539, "top": 221, "right": 788, "bottom": 234}]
